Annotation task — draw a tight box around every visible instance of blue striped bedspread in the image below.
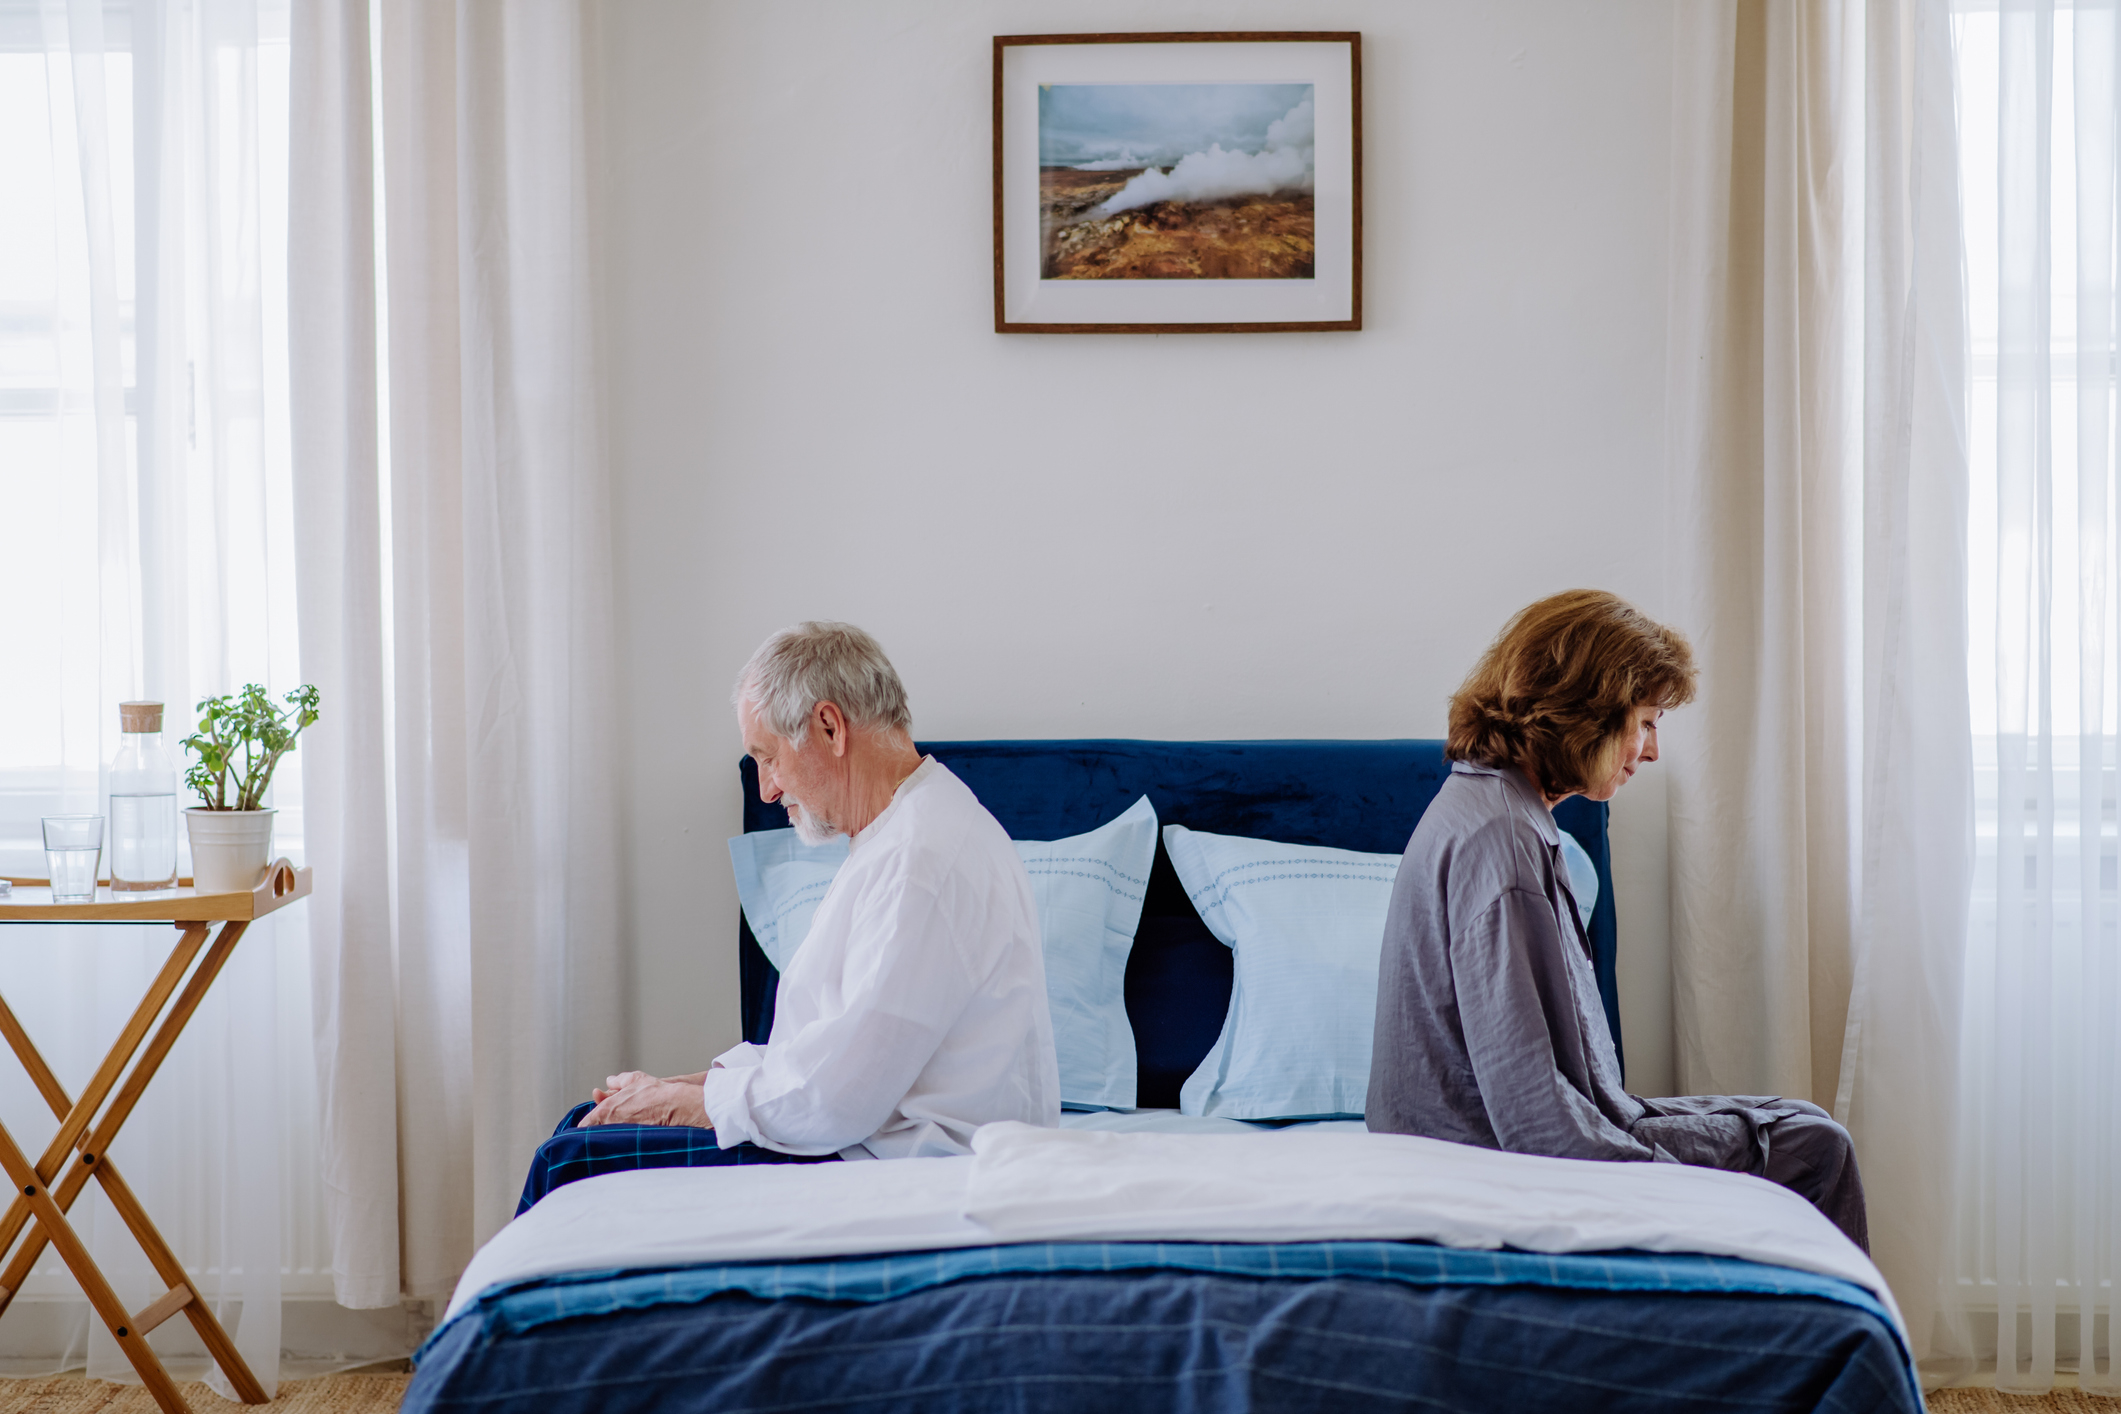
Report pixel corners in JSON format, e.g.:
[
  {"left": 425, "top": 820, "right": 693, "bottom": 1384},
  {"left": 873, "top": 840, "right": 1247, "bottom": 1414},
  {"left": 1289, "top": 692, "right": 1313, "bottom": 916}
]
[{"left": 426, "top": 1237, "right": 1921, "bottom": 1408}]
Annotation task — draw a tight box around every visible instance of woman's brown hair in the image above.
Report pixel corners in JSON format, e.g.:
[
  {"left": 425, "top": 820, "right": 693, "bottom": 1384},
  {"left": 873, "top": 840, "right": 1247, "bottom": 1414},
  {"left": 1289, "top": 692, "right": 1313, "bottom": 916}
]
[{"left": 1446, "top": 590, "right": 1697, "bottom": 798}]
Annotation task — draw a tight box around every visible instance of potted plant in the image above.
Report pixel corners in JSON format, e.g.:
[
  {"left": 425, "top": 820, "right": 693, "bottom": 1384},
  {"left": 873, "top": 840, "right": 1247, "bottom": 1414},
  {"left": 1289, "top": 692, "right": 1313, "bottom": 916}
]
[{"left": 181, "top": 684, "right": 321, "bottom": 893}]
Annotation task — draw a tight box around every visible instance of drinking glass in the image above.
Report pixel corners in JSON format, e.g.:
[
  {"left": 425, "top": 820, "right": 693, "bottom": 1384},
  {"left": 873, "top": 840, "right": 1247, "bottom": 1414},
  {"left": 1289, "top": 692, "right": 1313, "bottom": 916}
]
[{"left": 42, "top": 815, "right": 105, "bottom": 904}]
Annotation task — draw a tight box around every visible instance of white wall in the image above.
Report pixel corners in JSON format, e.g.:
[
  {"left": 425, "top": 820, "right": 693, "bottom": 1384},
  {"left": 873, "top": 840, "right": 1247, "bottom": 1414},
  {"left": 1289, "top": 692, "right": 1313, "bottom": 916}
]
[{"left": 594, "top": 0, "right": 1681, "bottom": 1096}]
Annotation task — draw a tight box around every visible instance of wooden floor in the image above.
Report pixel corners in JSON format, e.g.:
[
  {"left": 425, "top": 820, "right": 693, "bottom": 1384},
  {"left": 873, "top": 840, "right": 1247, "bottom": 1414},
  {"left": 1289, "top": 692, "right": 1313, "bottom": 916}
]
[{"left": 0, "top": 1372, "right": 410, "bottom": 1412}]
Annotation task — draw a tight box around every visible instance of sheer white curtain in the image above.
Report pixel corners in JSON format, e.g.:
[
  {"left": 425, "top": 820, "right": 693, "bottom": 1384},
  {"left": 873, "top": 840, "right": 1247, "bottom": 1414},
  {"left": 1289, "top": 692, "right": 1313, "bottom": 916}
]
[
  {"left": 1952, "top": 0, "right": 2121, "bottom": 1392},
  {"left": 0, "top": 0, "right": 315, "bottom": 1393},
  {"left": 1666, "top": 0, "right": 1974, "bottom": 1373},
  {"left": 289, "top": 0, "right": 622, "bottom": 1307}
]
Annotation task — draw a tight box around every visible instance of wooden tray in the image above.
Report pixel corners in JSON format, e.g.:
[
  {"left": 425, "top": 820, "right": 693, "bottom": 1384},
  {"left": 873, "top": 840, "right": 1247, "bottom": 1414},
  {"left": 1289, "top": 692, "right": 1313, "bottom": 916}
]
[{"left": 0, "top": 861, "right": 311, "bottom": 923}]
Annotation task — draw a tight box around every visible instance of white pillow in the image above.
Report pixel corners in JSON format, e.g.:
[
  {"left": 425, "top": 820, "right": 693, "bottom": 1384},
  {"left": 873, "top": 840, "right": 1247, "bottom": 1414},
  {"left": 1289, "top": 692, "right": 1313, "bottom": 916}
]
[
  {"left": 726, "top": 795, "right": 1157, "bottom": 1110},
  {"left": 1163, "top": 823, "right": 1400, "bottom": 1121}
]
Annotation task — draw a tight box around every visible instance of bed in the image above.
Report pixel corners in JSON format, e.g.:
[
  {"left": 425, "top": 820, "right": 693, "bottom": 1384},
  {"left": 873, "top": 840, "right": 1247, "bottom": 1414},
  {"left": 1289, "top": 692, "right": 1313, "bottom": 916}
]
[{"left": 403, "top": 740, "right": 1921, "bottom": 1414}]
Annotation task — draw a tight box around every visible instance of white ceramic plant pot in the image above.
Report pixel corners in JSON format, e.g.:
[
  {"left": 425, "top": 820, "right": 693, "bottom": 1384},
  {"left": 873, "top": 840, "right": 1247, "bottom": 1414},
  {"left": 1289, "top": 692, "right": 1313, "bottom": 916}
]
[{"left": 185, "top": 808, "right": 275, "bottom": 894}]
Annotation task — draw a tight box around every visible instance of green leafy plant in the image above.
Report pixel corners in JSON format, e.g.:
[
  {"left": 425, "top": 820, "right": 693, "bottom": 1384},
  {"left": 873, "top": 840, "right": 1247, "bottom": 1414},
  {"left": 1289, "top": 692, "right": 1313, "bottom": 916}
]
[{"left": 182, "top": 684, "right": 322, "bottom": 811}]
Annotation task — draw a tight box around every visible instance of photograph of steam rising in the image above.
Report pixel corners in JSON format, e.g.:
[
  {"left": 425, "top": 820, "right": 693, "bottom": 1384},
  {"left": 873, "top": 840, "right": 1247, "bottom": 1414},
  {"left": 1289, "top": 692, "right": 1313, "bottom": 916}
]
[{"left": 1038, "top": 83, "right": 1316, "bottom": 280}]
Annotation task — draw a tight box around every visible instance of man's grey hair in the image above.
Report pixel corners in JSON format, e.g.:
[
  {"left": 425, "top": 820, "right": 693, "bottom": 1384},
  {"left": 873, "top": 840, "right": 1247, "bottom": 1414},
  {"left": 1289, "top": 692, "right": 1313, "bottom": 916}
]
[{"left": 733, "top": 621, "right": 912, "bottom": 745}]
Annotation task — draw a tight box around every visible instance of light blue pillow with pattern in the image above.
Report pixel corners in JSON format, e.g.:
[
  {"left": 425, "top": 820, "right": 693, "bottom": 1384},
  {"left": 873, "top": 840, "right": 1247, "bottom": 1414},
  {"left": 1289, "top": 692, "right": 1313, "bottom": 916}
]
[
  {"left": 1017, "top": 796, "right": 1156, "bottom": 1108},
  {"left": 1558, "top": 830, "right": 1598, "bottom": 932},
  {"left": 1164, "top": 823, "right": 1400, "bottom": 1121},
  {"left": 730, "top": 831, "right": 849, "bottom": 971},
  {"left": 727, "top": 795, "right": 1157, "bottom": 1110}
]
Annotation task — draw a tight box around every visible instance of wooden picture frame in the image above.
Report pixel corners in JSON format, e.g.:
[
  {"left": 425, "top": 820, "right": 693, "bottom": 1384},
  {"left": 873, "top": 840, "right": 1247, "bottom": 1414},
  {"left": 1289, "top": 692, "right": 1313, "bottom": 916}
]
[{"left": 993, "top": 31, "right": 1362, "bottom": 334}]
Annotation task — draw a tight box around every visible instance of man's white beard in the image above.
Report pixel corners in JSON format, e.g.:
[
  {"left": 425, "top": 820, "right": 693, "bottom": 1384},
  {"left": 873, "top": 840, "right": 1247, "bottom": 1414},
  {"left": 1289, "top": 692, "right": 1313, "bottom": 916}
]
[{"left": 785, "top": 797, "right": 843, "bottom": 846}]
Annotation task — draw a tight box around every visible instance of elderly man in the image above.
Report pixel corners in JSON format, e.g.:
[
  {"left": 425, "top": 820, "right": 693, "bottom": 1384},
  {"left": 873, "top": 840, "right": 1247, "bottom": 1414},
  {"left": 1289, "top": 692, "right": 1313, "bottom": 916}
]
[{"left": 516, "top": 622, "right": 1059, "bottom": 1212}]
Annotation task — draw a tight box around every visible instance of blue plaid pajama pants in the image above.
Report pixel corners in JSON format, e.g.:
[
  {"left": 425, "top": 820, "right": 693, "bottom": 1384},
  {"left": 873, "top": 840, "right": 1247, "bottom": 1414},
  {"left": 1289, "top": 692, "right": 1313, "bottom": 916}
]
[{"left": 516, "top": 1101, "right": 840, "bottom": 1215}]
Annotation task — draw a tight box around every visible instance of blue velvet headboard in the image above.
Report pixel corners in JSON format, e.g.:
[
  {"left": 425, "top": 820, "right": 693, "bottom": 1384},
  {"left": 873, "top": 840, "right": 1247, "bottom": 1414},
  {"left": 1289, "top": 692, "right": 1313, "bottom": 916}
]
[{"left": 737, "top": 739, "right": 1623, "bottom": 1106}]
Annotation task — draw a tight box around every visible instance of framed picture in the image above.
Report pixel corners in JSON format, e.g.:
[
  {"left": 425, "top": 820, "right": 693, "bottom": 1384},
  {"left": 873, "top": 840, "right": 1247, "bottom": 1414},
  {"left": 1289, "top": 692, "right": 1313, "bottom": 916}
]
[{"left": 993, "top": 31, "right": 1362, "bottom": 334}]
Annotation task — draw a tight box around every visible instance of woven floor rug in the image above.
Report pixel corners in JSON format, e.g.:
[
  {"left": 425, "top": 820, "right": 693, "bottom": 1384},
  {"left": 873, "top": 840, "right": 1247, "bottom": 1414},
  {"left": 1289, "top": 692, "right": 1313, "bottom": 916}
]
[
  {"left": 0, "top": 1373, "right": 410, "bottom": 1412},
  {"left": 1930, "top": 1388, "right": 2115, "bottom": 1410},
  {"left": 0, "top": 1372, "right": 2104, "bottom": 1412}
]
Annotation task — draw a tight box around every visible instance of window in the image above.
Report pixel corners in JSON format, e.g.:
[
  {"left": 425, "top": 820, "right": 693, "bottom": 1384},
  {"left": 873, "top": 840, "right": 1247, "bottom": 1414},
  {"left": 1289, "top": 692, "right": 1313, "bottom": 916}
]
[
  {"left": 0, "top": 3, "right": 348, "bottom": 1368},
  {"left": 1953, "top": 1, "right": 2121, "bottom": 1382}
]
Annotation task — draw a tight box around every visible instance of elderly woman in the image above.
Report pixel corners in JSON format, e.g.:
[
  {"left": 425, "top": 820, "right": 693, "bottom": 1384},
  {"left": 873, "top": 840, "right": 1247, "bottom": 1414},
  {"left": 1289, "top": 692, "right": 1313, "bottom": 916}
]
[{"left": 1366, "top": 590, "right": 1868, "bottom": 1251}]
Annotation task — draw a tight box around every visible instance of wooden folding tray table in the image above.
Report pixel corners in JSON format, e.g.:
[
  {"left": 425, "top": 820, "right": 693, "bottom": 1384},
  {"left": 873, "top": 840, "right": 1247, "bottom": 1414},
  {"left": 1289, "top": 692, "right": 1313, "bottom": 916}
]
[{"left": 0, "top": 861, "right": 311, "bottom": 1411}]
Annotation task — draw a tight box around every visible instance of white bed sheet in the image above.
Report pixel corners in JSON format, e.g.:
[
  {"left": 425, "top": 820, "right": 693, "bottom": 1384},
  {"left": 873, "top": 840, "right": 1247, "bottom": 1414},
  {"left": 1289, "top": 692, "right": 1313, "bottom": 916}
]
[
  {"left": 1056, "top": 1107, "right": 1367, "bottom": 1136},
  {"left": 447, "top": 1116, "right": 1898, "bottom": 1336}
]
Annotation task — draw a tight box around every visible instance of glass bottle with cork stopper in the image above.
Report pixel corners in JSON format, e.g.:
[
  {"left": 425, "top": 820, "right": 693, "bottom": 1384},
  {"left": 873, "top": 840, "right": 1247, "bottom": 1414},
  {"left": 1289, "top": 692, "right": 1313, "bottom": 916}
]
[{"left": 110, "top": 701, "right": 180, "bottom": 891}]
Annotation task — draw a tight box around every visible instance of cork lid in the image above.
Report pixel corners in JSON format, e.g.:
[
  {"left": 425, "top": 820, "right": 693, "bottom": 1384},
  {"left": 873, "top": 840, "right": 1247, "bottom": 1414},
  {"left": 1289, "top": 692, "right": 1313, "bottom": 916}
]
[{"left": 119, "top": 701, "right": 164, "bottom": 733}]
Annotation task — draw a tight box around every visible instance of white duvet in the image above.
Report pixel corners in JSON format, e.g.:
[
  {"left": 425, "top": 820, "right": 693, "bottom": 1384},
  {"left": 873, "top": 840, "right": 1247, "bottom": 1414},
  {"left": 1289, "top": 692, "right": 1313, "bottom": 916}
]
[{"left": 446, "top": 1118, "right": 1899, "bottom": 1337}]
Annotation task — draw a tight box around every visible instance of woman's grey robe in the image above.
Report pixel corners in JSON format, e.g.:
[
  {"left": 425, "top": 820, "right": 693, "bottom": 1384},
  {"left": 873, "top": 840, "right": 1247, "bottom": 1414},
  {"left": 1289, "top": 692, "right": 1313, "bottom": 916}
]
[{"left": 1365, "top": 761, "right": 1868, "bottom": 1251}]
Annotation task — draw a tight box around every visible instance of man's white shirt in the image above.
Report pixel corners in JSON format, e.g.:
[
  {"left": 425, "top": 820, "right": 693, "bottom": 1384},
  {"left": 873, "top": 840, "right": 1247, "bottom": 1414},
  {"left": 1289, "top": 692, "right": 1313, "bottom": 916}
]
[{"left": 702, "top": 758, "right": 1062, "bottom": 1159}]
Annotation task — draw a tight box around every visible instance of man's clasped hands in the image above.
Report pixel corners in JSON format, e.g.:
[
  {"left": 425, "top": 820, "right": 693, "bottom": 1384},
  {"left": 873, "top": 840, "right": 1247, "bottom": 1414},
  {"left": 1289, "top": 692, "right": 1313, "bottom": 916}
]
[{"left": 583, "top": 1070, "right": 712, "bottom": 1129}]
